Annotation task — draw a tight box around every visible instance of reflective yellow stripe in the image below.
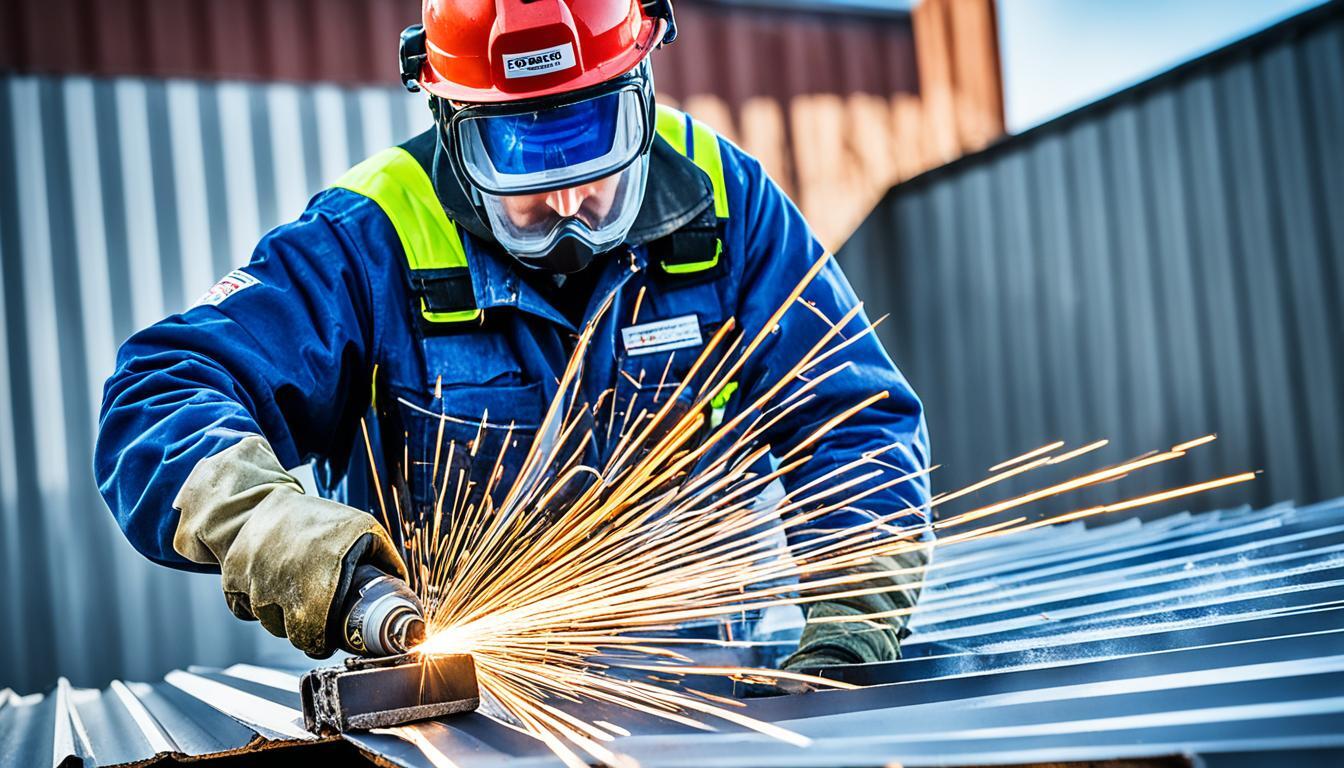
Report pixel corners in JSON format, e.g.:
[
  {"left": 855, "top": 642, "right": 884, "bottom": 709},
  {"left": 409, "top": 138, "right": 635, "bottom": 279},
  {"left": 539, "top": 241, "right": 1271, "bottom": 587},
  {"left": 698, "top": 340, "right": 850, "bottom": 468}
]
[
  {"left": 335, "top": 147, "right": 481, "bottom": 324},
  {"left": 710, "top": 380, "right": 738, "bottom": 410},
  {"left": 656, "top": 105, "right": 729, "bottom": 220},
  {"left": 653, "top": 104, "right": 729, "bottom": 275},
  {"left": 690, "top": 119, "right": 729, "bottom": 219},
  {"left": 709, "top": 380, "right": 738, "bottom": 429},
  {"left": 417, "top": 306, "right": 480, "bottom": 324},
  {"left": 655, "top": 104, "right": 688, "bottom": 155},
  {"left": 370, "top": 363, "right": 379, "bottom": 409},
  {"left": 661, "top": 238, "right": 722, "bottom": 274}
]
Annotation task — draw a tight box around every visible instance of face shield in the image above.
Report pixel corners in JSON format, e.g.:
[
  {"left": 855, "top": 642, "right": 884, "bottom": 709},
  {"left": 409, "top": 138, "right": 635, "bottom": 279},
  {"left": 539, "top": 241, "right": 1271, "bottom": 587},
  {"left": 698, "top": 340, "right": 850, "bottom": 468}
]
[{"left": 441, "top": 63, "right": 655, "bottom": 269}]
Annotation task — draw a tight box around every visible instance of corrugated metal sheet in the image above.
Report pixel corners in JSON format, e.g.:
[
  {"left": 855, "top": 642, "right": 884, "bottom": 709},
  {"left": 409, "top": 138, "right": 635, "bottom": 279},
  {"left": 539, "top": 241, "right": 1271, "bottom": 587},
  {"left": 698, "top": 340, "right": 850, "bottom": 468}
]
[
  {"left": 0, "top": 74, "right": 436, "bottom": 694},
  {"left": 838, "top": 1, "right": 1344, "bottom": 517},
  {"left": 4, "top": 499, "right": 1344, "bottom": 766},
  {"left": 0, "top": 0, "right": 1004, "bottom": 248}
]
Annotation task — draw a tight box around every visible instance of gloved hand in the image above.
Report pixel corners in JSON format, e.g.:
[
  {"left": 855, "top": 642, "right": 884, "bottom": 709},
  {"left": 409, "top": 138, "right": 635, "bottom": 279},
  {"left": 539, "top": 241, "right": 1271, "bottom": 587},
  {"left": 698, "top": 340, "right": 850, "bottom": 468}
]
[
  {"left": 781, "top": 547, "right": 930, "bottom": 672},
  {"left": 171, "top": 435, "right": 406, "bottom": 657}
]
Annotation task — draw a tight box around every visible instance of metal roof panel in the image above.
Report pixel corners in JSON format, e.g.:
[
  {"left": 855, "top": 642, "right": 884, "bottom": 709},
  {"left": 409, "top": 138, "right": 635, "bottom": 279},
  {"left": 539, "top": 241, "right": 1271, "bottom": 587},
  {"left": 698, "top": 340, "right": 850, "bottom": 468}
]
[{"left": 3, "top": 499, "right": 1342, "bottom": 766}]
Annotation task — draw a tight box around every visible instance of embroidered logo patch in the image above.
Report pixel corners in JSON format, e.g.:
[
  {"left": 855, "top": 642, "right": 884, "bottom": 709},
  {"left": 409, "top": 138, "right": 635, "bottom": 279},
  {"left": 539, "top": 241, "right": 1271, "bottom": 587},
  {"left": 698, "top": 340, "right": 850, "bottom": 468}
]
[
  {"left": 195, "top": 269, "right": 259, "bottom": 307},
  {"left": 622, "top": 315, "right": 703, "bottom": 357},
  {"left": 502, "top": 43, "right": 577, "bottom": 79}
]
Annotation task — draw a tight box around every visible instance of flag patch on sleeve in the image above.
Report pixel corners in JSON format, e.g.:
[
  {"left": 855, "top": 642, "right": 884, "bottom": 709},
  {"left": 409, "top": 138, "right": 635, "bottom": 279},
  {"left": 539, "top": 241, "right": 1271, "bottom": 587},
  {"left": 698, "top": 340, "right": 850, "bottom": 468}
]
[{"left": 195, "top": 269, "right": 259, "bottom": 307}]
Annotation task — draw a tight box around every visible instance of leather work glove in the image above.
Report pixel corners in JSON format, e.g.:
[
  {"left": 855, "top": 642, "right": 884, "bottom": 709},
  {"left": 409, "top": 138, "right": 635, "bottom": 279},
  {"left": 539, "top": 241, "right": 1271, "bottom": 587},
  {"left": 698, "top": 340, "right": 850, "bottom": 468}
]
[
  {"left": 172, "top": 434, "right": 407, "bottom": 657},
  {"left": 781, "top": 546, "right": 930, "bottom": 672}
]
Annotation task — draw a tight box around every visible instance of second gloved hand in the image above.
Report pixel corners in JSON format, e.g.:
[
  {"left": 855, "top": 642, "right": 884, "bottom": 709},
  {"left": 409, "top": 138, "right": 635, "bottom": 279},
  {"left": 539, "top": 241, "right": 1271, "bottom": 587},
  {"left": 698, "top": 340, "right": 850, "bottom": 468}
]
[
  {"left": 171, "top": 435, "right": 407, "bottom": 657},
  {"left": 781, "top": 548, "right": 930, "bottom": 672}
]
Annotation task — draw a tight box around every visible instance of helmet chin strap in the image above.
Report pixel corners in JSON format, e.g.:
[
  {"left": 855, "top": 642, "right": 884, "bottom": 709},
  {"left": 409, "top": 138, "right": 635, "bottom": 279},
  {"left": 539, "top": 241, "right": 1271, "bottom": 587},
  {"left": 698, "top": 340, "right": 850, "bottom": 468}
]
[{"left": 511, "top": 233, "right": 605, "bottom": 275}]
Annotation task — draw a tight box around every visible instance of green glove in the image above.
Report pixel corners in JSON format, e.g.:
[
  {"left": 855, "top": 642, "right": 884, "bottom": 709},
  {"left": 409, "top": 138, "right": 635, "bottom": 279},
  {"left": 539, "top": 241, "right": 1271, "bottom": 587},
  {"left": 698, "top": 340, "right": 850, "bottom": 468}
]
[
  {"left": 781, "top": 547, "right": 930, "bottom": 672},
  {"left": 171, "top": 435, "right": 406, "bottom": 656}
]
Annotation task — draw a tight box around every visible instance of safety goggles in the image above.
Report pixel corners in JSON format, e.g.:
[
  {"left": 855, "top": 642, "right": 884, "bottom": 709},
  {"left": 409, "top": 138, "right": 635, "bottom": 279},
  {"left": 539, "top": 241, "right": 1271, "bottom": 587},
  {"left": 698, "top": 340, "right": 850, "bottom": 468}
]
[
  {"left": 478, "top": 152, "right": 650, "bottom": 262},
  {"left": 445, "top": 66, "right": 655, "bottom": 197}
]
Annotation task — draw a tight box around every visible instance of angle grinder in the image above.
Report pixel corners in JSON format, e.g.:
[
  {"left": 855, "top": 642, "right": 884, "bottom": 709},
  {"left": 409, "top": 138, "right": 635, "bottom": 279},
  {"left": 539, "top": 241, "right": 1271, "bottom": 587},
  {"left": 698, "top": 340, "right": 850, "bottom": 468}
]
[
  {"left": 336, "top": 564, "right": 428, "bottom": 657},
  {"left": 301, "top": 564, "right": 479, "bottom": 734}
]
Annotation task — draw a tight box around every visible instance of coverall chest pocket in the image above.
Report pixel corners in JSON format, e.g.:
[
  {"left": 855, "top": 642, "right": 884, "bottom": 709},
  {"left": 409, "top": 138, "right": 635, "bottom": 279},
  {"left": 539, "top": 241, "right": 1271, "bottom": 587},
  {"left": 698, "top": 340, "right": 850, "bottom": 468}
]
[
  {"left": 399, "top": 383, "right": 545, "bottom": 519},
  {"left": 396, "top": 333, "right": 546, "bottom": 518}
]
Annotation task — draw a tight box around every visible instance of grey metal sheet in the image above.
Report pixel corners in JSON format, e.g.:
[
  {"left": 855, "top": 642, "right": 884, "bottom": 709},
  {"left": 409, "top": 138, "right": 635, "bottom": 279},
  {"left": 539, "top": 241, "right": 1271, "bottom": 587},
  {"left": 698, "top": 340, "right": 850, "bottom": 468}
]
[
  {"left": 69, "top": 685, "right": 155, "bottom": 768},
  {"left": 133, "top": 680, "right": 257, "bottom": 757},
  {"left": 189, "top": 670, "right": 303, "bottom": 711},
  {"left": 4, "top": 500, "right": 1344, "bottom": 766},
  {"left": 0, "top": 696, "right": 50, "bottom": 768},
  {"left": 919, "top": 511, "right": 1336, "bottom": 606},
  {"left": 607, "top": 715, "right": 1344, "bottom": 768},
  {"left": 953, "top": 582, "right": 1344, "bottom": 653},
  {"left": 924, "top": 522, "right": 1344, "bottom": 619},
  {"left": 162, "top": 670, "right": 311, "bottom": 743},
  {"left": 896, "top": 606, "right": 1344, "bottom": 679},
  {"left": 800, "top": 627, "right": 1344, "bottom": 701},
  {"left": 757, "top": 676, "right": 1344, "bottom": 746},
  {"left": 913, "top": 544, "right": 1344, "bottom": 633}
]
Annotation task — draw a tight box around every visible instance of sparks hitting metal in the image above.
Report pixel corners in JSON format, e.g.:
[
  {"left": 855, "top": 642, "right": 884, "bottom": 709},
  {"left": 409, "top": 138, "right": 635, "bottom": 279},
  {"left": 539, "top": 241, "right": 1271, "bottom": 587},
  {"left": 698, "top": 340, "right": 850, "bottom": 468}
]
[{"left": 356, "top": 254, "right": 1253, "bottom": 768}]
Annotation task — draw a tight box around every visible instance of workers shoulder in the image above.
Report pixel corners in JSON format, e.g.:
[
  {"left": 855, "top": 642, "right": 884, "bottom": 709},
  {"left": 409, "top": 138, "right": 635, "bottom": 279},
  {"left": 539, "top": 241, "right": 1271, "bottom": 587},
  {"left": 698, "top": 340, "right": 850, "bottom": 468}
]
[
  {"left": 95, "top": 193, "right": 394, "bottom": 570},
  {"left": 645, "top": 109, "right": 811, "bottom": 284}
]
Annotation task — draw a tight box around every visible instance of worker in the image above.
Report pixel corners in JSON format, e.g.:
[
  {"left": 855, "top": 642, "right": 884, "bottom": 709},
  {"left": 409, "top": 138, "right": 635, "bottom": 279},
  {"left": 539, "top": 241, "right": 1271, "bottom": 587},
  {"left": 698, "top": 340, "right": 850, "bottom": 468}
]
[{"left": 94, "top": 0, "right": 931, "bottom": 671}]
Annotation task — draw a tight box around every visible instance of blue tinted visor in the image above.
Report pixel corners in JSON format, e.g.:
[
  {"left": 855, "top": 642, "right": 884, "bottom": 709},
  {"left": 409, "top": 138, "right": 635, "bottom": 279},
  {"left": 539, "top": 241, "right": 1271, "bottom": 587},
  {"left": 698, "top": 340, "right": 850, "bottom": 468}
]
[
  {"left": 482, "top": 92, "right": 620, "bottom": 174},
  {"left": 455, "top": 86, "right": 647, "bottom": 195}
]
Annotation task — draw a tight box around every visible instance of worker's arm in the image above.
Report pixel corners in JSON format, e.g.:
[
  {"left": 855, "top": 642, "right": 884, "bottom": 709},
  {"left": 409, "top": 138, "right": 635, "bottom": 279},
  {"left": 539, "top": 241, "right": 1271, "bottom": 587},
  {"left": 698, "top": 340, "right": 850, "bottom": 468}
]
[
  {"left": 724, "top": 148, "right": 932, "bottom": 669},
  {"left": 94, "top": 192, "right": 405, "bottom": 656}
]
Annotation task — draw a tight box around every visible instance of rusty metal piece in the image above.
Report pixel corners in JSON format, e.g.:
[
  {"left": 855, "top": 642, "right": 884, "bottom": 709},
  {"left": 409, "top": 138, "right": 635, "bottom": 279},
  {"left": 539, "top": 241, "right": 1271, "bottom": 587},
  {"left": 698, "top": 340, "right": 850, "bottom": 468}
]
[{"left": 300, "top": 653, "right": 479, "bottom": 733}]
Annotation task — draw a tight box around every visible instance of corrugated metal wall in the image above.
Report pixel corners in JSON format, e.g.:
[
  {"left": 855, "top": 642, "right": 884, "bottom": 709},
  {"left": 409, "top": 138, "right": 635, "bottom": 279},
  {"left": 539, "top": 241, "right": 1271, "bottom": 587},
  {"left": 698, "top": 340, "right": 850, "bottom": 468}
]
[
  {"left": 838, "top": 2, "right": 1344, "bottom": 517},
  {"left": 0, "top": 0, "right": 1004, "bottom": 248},
  {"left": 655, "top": 0, "right": 1004, "bottom": 245},
  {"left": 0, "top": 75, "right": 437, "bottom": 694}
]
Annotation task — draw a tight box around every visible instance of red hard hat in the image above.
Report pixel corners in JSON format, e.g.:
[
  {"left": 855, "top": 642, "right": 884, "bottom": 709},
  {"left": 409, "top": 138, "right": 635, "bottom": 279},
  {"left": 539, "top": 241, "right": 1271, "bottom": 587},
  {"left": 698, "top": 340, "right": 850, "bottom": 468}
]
[{"left": 418, "top": 0, "right": 673, "bottom": 103}]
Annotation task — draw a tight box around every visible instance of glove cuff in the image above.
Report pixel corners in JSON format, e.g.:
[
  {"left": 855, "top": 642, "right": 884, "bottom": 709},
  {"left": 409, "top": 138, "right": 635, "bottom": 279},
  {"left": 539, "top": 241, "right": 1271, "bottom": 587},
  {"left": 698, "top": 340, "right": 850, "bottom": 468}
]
[{"left": 172, "top": 435, "right": 406, "bottom": 655}]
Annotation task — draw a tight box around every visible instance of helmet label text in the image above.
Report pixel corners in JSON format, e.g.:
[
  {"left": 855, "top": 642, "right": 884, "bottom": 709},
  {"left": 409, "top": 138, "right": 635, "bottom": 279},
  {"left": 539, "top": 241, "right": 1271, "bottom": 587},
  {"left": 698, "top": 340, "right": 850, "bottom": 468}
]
[{"left": 502, "top": 43, "right": 577, "bottom": 79}]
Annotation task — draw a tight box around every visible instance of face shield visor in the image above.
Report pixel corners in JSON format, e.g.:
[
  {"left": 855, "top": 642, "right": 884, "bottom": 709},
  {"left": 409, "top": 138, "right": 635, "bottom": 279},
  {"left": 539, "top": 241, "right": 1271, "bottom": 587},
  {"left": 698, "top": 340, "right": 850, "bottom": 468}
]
[{"left": 442, "top": 64, "right": 655, "bottom": 267}]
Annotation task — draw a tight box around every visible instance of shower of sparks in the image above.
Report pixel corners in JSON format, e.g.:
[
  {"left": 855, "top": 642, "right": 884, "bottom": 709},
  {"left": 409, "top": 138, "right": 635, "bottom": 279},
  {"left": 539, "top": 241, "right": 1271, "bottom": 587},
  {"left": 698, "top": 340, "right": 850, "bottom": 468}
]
[{"left": 362, "top": 254, "right": 1254, "bottom": 768}]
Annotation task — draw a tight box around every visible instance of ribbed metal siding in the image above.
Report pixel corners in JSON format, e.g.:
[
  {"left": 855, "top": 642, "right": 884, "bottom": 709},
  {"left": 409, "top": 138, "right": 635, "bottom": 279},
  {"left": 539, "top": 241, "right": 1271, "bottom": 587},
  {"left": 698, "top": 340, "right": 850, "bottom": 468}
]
[
  {"left": 0, "top": 75, "right": 435, "bottom": 694},
  {"left": 0, "top": 0, "right": 1004, "bottom": 248},
  {"left": 838, "top": 4, "right": 1344, "bottom": 516}
]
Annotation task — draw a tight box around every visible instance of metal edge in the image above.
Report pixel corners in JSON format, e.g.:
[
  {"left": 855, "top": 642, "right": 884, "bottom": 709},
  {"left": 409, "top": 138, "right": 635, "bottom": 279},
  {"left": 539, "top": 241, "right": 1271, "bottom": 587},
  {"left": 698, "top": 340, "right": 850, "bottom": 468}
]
[
  {"left": 164, "top": 670, "right": 315, "bottom": 743},
  {"left": 345, "top": 697, "right": 482, "bottom": 731},
  {"left": 108, "top": 680, "right": 177, "bottom": 756}
]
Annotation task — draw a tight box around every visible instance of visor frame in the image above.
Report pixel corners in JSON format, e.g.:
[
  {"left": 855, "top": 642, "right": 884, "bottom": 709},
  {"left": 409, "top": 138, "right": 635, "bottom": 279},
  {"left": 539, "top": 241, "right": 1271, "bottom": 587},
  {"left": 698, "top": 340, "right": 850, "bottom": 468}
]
[{"left": 441, "top": 62, "right": 656, "bottom": 198}]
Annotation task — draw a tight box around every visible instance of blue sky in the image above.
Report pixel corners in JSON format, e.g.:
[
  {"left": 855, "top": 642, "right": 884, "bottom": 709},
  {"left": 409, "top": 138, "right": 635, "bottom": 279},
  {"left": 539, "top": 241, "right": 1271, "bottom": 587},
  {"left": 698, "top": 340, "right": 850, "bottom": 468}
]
[{"left": 997, "top": 0, "right": 1327, "bottom": 132}]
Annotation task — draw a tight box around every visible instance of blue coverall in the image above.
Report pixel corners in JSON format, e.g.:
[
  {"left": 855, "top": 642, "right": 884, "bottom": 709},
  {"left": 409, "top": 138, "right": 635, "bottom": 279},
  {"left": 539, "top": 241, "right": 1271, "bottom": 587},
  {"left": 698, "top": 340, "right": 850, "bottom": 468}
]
[{"left": 94, "top": 119, "right": 931, "bottom": 619}]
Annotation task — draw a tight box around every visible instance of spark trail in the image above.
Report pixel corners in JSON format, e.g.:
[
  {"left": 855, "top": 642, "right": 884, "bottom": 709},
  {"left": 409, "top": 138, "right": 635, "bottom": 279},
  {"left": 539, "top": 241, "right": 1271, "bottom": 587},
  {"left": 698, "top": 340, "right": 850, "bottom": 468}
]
[{"left": 363, "top": 254, "right": 1254, "bottom": 768}]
